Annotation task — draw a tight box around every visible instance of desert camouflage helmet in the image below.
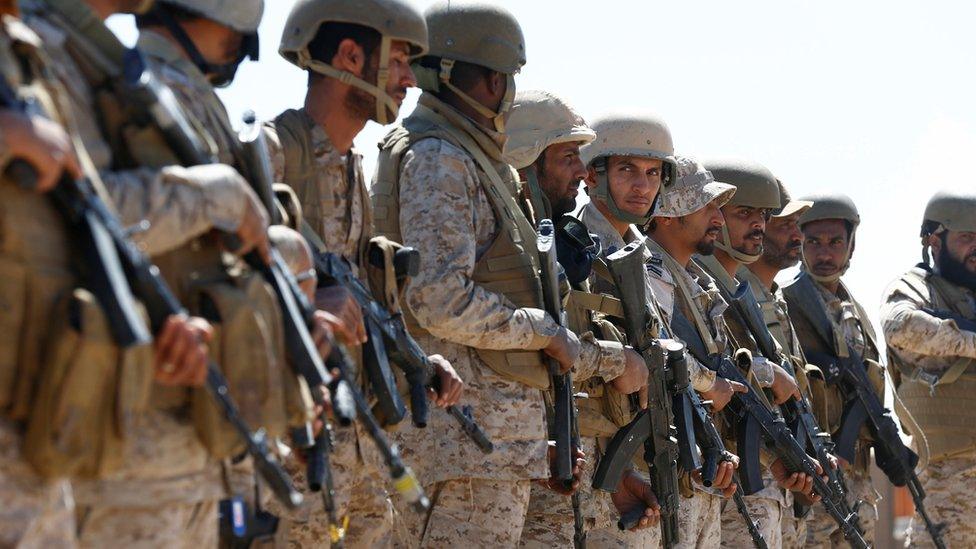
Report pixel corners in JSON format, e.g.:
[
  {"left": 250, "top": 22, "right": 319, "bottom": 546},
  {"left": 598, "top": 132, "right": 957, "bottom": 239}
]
[
  {"left": 797, "top": 193, "right": 860, "bottom": 283},
  {"left": 654, "top": 156, "right": 736, "bottom": 218},
  {"left": 279, "top": 0, "right": 429, "bottom": 124},
  {"left": 580, "top": 114, "right": 677, "bottom": 226},
  {"left": 502, "top": 90, "right": 594, "bottom": 169},
  {"left": 416, "top": 1, "right": 525, "bottom": 133},
  {"left": 705, "top": 158, "right": 780, "bottom": 264},
  {"left": 921, "top": 190, "right": 976, "bottom": 235},
  {"left": 772, "top": 178, "right": 813, "bottom": 218}
]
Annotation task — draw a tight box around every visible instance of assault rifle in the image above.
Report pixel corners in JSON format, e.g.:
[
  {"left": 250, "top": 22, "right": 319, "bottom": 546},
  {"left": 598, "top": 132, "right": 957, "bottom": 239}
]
[
  {"left": 807, "top": 346, "right": 946, "bottom": 549},
  {"left": 724, "top": 281, "right": 862, "bottom": 533},
  {"left": 537, "top": 219, "right": 585, "bottom": 548},
  {"left": 593, "top": 241, "right": 683, "bottom": 547},
  {"left": 670, "top": 283, "right": 868, "bottom": 549},
  {"left": 0, "top": 78, "right": 303, "bottom": 510}
]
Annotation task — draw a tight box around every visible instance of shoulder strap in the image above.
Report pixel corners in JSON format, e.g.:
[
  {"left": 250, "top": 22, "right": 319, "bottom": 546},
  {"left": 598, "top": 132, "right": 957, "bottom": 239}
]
[
  {"left": 784, "top": 273, "right": 837, "bottom": 353},
  {"left": 416, "top": 106, "right": 539, "bottom": 262}
]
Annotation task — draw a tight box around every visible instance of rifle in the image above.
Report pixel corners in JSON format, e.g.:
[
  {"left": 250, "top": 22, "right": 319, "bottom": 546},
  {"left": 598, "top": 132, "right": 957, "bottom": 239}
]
[
  {"left": 312, "top": 250, "right": 494, "bottom": 453},
  {"left": 234, "top": 112, "right": 439, "bottom": 528},
  {"left": 724, "top": 281, "right": 862, "bottom": 532},
  {"left": 537, "top": 219, "right": 585, "bottom": 548},
  {"left": 0, "top": 66, "right": 304, "bottom": 511},
  {"left": 670, "top": 283, "right": 869, "bottom": 549},
  {"left": 592, "top": 240, "right": 682, "bottom": 547},
  {"left": 808, "top": 347, "right": 947, "bottom": 549}
]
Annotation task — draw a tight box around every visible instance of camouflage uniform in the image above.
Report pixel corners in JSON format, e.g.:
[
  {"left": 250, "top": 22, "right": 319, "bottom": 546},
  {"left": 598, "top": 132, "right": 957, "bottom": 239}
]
[
  {"left": 0, "top": 16, "right": 77, "bottom": 548},
  {"left": 373, "top": 93, "right": 601, "bottom": 546},
  {"left": 881, "top": 265, "right": 976, "bottom": 548},
  {"left": 783, "top": 273, "right": 882, "bottom": 547},
  {"left": 17, "top": 3, "right": 269, "bottom": 546},
  {"left": 263, "top": 109, "right": 395, "bottom": 547}
]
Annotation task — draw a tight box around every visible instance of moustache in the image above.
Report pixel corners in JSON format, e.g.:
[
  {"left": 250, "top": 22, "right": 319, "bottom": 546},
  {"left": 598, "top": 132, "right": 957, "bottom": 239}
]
[
  {"left": 705, "top": 227, "right": 720, "bottom": 237},
  {"left": 787, "top": 239, "right": 802, "bottom": 250},
  {"left": 814, "top": 261, "right": 837, "bottom": 270},
  {"left": 746, "top": 229, "right": 764, "bottom": 239}
]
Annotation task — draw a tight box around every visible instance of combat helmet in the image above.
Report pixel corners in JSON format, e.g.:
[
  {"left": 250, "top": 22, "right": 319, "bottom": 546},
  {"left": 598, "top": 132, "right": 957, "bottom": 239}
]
[
  {"left": 580, "top": 114, "right": 676, "bottom": 226},
  {"left": 706, "top": 158, "right": 780, "bottom": 264},
  {"left": 503, "top": 90, "right": 594, "bottom": 169},
  {"left": 146, "top": 0, "right": 264, "bottom": 86},
  {"left": 279, "top": 0, "right": 429, "bottom": 124},
  {"left": 797, "top": 193, "right": 860, "bottom": 283},
  {"left": 919, "top": 190, "right": 976, "bottom": 264},
  {"left": 415, "top": 1, "right": 525, "bottom": 133}
]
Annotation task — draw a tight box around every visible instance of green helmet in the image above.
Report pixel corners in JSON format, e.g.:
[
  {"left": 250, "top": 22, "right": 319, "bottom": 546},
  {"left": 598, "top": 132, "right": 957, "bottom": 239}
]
[
  {"left": 279, "top": 0, "right": 429, "bottom": 125},
  {"left": 160, "top": 0, "right": 263, "bottom": 32},
  {"left": 416, "top": 1, "right": 525, "bottom": 133},
  {"left": 502, "top": 90, "right": 594, "bottom": 169},
  {"left": 580, "top": 114, "right": 676, "bottom": 226},
  {"left": 797, "top": 193, "right": 860, "bottom": 283},
  {"left": 148, "top": 0, "right": 263, "bottom": 86},
  {"left": 705, "top": 158, "right": 780, "bottom": 264},
  {"left": 921, "top": 190, "right": 976, "bottom": 235}
]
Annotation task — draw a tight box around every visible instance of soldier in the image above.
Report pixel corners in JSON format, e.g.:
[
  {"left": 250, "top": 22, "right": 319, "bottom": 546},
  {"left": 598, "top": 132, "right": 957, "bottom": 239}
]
[
  {"left": 17, "top": 0, "right": 290, "bottom": 545},
  {"left": 577, "top": 117, "right": 750, "bottom": 548},
  {"left": 503, "top": 92, "right": 656, "bottom": 548},
  {"left": 738, "top": 179, "right": 816, "bottom": 548},
  {"left": 782, "top": 194, "right": 884, "bottom": 547},
  {"left": 0, "top": 1, "right": 233, "bottom": 546},
  {"left": 269, "top": 0, "right": 464, "bottom": 545},
  {"left": 881, "top": 190, "right": 976, "bottom": 548},
  {"left": 646, "top": 157, "right": 822, "bottom": 548},
  {"left": 693, "top": 159, "right": 813, "bottom": 548},
  {"left": 370, "top": 2, "right": 598, "bottom": 545}
]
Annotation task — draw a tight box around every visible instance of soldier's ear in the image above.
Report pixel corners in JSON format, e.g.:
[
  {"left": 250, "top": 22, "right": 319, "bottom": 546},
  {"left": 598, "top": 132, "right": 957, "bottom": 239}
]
[
  {"left": 334, "top": 38, "right": 366, "bottom": 76},
  {"left": 927, "top": 233, "right": 943, "bottom": 256}
]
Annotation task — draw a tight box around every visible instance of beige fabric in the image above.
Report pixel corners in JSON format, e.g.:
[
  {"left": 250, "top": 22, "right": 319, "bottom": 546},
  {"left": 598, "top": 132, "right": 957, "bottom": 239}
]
[
  {"left": 76, "top": 500, "right": 218, "bottom": 549},
  {"left": 720, "top": 491, "right": 785, "bottom": 549},
  {"left": 904, "top": 456, "right": 976, "bottom": 548},
  {"left": 675, "top": 490, "right": 722, "bottom": 549},
  {"left": 805, "top": 467, "right": 878, "bottom": 548}
]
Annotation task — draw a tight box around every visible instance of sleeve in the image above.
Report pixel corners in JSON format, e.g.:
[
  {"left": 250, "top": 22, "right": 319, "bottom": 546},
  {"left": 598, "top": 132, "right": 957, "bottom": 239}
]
[
  {"left": 689, "top": 354, "right": 717, "bottom": 393},
  {"left": 101, "top": 163, "right": 250, "bottom": 257},
  {"left": 881, "top": 288, "right": 976, "bottom": 360},
  {"left": 574, "top": 337, "right": 627, "bottom": 382},
  {"left": 399, "top": 139, "right": 558, "bottom": 351}
]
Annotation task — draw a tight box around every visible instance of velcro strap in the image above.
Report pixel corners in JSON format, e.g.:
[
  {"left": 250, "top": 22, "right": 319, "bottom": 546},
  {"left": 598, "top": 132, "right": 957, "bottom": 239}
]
[{"left": 569, "top": 290, "right": 623, "bottom": 319}]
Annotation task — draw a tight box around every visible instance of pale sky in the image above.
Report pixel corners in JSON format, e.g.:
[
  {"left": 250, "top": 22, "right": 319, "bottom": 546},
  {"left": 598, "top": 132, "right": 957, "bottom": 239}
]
[{"left": 109, "top": 0, "right": 976, "bottom": 341}]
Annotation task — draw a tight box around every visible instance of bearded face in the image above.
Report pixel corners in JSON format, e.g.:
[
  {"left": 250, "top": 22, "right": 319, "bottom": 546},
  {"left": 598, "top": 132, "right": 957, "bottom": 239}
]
[{"left": 936, "top": 230, "right": 976, "bottom": 292}]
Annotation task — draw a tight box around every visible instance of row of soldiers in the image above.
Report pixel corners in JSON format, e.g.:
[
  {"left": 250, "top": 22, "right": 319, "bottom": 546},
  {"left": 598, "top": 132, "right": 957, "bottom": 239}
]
[{"left": 2, "top": 0, "right": 975, "bottom": 547}]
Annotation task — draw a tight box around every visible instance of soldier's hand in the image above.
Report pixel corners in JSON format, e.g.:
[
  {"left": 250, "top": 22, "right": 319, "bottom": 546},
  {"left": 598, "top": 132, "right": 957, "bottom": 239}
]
[
  {"left": 315, "top": 285, "right": 366, "bottom": 344},
  {"left": 703, "top": 453, "right": 740, "bottom": 498},
  {"left": 701, "top": 376, "right": 748, "bottom": 412},
  {"left": 609, "top": 348, "right": 648, "bottom": 395},
  {"left": 543, "top": 328, "right": 581, "bottom": 374},
  {"left": 311, "top": 309, "right": 344, "bottom": 358},
  {"left": 771, "top": 456, "right": 822, "bottom": 501},
  {"left": 611, "top": 470, "right": 661, "bottom": 530},
  {"left": 770, "top": 362, "right": 802, "bottom": 404},
  {"left": 154, "top": 314, "right": 212, "bottom": 387},
  {"left": 0, "top": 109, "right": 81, "bottom": 192},
  {"left": 224, "top": 183, "right": 271, "bottom": 264},
  {"left": 428, "top": 354, "right": 463, "bottom": 408},
  {"left": 541, "top": 442, "right": 585, "bottom": 496}
]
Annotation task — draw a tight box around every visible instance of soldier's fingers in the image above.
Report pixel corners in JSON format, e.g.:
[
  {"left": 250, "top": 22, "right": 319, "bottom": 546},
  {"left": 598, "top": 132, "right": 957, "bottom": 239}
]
[
  {"left": 637, "top": 385, "right": 649, "bottom": 409},
  {"left": 61, "top": 150, "right": 82, "bottom": 179},
  {"left": 154, "top": 315, "right": 181, "bottom": 365},
  {"left": 722, "top": 482, "right": 738, "bottom": 499},
  {"left": 161, "top": 327, "right": 195, "bottom": 385}
]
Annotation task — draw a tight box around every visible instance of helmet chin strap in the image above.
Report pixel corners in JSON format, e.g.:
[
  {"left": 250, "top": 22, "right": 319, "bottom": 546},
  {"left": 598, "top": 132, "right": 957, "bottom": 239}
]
[
  {"left": 591, "top": 159, "right": 652, "bottom": 226},
  {"left": 714, "top": 225, "right": 762, "bottom": 264},
  {"left": 438, "top": 59, "right": 514, "bottom": 133},
  {"left": 299, "top": 35, "right": 399, "bottom": 125}
]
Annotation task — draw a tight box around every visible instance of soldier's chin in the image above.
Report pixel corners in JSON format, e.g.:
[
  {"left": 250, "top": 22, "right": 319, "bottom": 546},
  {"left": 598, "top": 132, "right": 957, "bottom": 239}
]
[{"left": 696, "top": 240, "right": 716, "bottom": 256}]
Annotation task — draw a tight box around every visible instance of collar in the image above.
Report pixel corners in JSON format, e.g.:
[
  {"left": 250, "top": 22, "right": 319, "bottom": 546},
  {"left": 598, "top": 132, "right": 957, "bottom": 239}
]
[
  {"left": 136, "top": 30, "right": 212, "bottom": 93},
  {"left": 297, "top": 107, "right": 352, "bottom": 168},
  {"left": 417, "top": 93, "right": 507, "bottom": 161},
  {"left": 580, "top": 201, "right": 642, "bottom": 254}
]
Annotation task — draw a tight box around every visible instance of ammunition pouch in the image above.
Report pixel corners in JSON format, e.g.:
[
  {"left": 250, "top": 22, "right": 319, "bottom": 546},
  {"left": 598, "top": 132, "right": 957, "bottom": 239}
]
[
  {"left": 804, "top": 364, "right": 831, "bottom": 434},
  {"left": 23, "top": 288, "right": 153, "bottom": 479},
  {"left": 191, "top": 274, "right": 292, "bottom": 459}
]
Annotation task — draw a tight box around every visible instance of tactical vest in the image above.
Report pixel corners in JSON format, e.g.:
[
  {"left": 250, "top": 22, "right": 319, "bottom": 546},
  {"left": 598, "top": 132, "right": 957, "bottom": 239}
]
[
  {"left": 891, "top": 267, "right": 976, "bottom": 460},
  {"left": 372, "top": 101, "right": 549, "bottom": 389},
  {"left": 274, "top": 108, "right": 372, "bottom": 268}
]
